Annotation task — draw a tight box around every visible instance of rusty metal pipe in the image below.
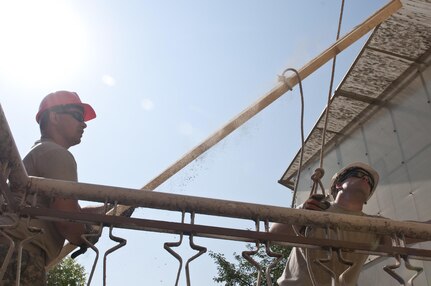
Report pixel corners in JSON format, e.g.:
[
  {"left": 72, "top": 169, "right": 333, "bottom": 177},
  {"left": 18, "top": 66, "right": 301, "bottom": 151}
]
[
  {"left": 28, "top": 176, "right": 431, "bottom": 240},
  {"left": 0, "top": 104, "right": 29, "bottom": 190},
  {"left": 19, "top": 206, "right": 431, "bottom": 261}
]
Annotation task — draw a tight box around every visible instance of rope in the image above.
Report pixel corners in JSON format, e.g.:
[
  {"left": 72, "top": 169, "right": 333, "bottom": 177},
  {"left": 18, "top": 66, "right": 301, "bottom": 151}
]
[
  {"left": 318, "top": 0, "right": 345, "bottom": 169},
  {"left": 308, "top": 167, "right": 326, "bottom": 197},
  {"left": 278, "top": 68, "right": 305, "bottom": 208},
  {"left": 305, "top": 2, "right": 346, "bottom": 285}
]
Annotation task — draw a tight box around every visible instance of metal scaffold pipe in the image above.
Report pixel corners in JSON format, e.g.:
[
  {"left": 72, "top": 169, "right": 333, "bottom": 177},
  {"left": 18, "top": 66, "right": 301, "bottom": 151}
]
[
  {"left": 28, "top": 176, "right": 431, "bottom": 240},
  {"left": 0, "top": 104, "right": 29, "bottom": 189}
]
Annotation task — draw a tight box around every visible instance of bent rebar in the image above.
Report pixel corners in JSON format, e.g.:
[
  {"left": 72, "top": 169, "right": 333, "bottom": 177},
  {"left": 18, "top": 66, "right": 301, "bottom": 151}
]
[
  {"left": 307, "top": 226, "right": 337, "bottom": 286},
  {"left": 398, "top": 234, "right": 423, "bottom": 286},
  {"left": 185, "top": 212, "right": 207, "bottom": 286},
  {"left": 402, "top": 254, "right": 423, "bottom": 286},
  {"left": 242, "top": 220, "right": 263, "bottom": 286},
  {"left": 333, "top": 227, "right": 355, "bottom": 286},
  {"left": 82, "top": 222, "right": 103, "bottom": 286},
  {"left": 384, "top": 235, "right": 406, "bottom": 285},
  {"left": 264, "top": 220, "right": 283, "bottom": 285},
  {"left": 103, "top": 202, "right": 127, "bottom": 286},
  {"left": 384, "top": 255, "right": 404, "bottom": 285},
  {"left": 164, "top": 211, "right": 185, "bottom": 286}
]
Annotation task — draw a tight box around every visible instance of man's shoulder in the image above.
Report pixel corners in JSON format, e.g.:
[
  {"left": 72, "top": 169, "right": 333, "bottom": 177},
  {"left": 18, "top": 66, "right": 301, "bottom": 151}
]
[
  {"left": 24, "top": 140, "right": 78, "bottom": 180},
  {"left": 24, "top": 139, "right": 76, "bottom": 169},
  {"left": 28, "top": 140, "right": 73, "bottom": 158},
  {"left": 32, "top": 139, "right": 64, "bottom": 150}
]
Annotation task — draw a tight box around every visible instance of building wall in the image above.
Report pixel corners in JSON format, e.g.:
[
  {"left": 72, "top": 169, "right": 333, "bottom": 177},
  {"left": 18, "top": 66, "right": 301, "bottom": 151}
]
[{"left": 293, "top": 63, "right": 431, "bottom": 285}]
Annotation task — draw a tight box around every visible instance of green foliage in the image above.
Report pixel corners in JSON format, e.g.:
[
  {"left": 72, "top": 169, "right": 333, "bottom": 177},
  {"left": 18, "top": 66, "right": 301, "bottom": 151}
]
[
  {"left": 47, "top": 257, "right": 87, "bottom": 286},
  {"left": 209, "top": 243, "right": 291, "bottom": 286}
]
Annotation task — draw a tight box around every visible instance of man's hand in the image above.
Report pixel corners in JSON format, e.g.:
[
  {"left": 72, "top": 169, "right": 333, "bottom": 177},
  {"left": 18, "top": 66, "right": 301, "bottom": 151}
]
[{"left": 303, "top": 194, "right": 331, "bottom": 211}]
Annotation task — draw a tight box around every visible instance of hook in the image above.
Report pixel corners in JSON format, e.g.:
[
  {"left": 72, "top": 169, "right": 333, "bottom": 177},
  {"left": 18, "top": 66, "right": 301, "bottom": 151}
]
[
  {"left": 332, "top": 228, "right": 355, "bottom": 286},
  {"left": 402, "top": 255, "right": 423, "bottom": 286},
  {"left": 164, "top": 211, "right": 185, "bottom": 286},
  {"left": 242, "top": 220, "right": 262, "bottom": 286},
  {"left": 306, "top": 226, "right": 336, "bottom": 286},
  {"left": 384, "top": 255, "right": 404, "bottom": 285},
  {"left": 81, "top": 222, "right": 103, "bottom": 286},
  {"left": 383, "top": 234, "right": 405, "bottom": 285},
  {"left": 103, "top": 201, "right": 127, "bottom": 286},
  {"left": 185, "top": 212, "right": 207, "bottom": 286},
  {"left": 263, "top": 220, "right": 283, "bottom": 286},
  {"left": 335, "top": 249, "right": 355, "bottom": 286},
  {"left": 398, "top": 233, "right": 424, "bottom": 286}
]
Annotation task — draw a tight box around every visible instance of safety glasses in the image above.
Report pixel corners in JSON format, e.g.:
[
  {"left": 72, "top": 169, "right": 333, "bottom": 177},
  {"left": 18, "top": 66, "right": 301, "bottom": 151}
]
[
  {"left": 342, "top": 168, "right": 375, "bottom": 190},
  {"left": 57, "top": 111, "right": 85, "bottom": 123}
]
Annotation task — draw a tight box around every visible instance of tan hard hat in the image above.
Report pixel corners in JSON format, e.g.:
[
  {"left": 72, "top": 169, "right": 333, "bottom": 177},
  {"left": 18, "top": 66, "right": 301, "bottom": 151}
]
[{"left": 330, "top": 162, "right": 379, "bottom": 201}]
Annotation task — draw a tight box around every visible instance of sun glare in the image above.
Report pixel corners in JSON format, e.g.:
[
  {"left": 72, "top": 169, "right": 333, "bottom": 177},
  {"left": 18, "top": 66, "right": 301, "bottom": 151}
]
[{"left": 0, "top": 1, "right": 87, "bottom": 87}]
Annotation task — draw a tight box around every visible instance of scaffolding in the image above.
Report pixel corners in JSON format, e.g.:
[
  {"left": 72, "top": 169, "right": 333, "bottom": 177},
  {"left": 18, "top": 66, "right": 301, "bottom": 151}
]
[
  {"left": 2, "top": 0, "right": 431, "bottom": 285},
  {"left": 1, "top": 102, "right": 431, "bottom": 284}
]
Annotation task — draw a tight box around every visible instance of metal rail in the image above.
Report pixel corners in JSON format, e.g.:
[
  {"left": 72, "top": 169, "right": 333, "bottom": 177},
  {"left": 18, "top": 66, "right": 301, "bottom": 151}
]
[
  {"left": 27, "top": 176, "right": 431, "bottom": 240},
  {"left": 16, "top": 207, "right": 431, "bottom": 261},
  {"left": 0, "top": 105, "right": 28, "bottom": 190}
]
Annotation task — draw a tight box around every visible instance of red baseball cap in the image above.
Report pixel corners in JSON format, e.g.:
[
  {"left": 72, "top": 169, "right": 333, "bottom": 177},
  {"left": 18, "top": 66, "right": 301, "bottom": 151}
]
[{"left": 36, "top": 91, "right": 96, "bottom": 123}]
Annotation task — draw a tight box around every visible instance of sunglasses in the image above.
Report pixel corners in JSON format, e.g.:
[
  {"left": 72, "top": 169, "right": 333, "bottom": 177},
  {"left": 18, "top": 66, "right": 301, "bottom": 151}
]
[
  {"left": 57, "top": 111, "right": 85, "bottom": 123},
  {"left": 341, "top": 168, "right": 374, "bottom": 190}
]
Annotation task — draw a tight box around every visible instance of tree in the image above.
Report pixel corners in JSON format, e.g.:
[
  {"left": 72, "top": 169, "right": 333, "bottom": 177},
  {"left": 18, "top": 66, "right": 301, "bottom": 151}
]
[
  {"left": 47, "top": 257, "right": 87, "bottom": 286},
  {"left": 209, "top": 243, "right": 291, "bottom": 286}
]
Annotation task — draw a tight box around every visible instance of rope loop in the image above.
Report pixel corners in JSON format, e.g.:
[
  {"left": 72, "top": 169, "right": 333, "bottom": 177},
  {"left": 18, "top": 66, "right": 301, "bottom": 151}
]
[
  {"left": 277, "top": 74, "right": 293, "bottom": 91},
  {"left": 311, "top": 168, "right": 325, "bottom": 182},
  {"left": 309, "top": 168, "right": 326, "bottom": 197}
]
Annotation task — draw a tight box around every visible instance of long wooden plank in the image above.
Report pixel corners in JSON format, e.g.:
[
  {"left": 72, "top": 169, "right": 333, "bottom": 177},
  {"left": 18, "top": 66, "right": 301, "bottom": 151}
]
[{"left": 48, "top": 0, "right": 402, "bottom": 269}]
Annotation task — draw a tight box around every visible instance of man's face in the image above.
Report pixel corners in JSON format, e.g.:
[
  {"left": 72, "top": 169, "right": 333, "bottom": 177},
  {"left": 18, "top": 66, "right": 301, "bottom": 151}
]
[
  {"left": 339, "top": 168, "right": 373, "bottom": 200},
  {"left": 342, "top": 168, "right": 374, "bottom": 190},
  {"left": 53, "top": 106, "right": 87, "bottom": 148}
]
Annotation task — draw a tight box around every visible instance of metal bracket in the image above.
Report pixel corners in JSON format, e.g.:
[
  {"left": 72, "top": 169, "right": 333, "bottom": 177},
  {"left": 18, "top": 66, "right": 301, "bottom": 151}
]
[{"left": 103, "top": 202, "right": 127, "bottom": 286}]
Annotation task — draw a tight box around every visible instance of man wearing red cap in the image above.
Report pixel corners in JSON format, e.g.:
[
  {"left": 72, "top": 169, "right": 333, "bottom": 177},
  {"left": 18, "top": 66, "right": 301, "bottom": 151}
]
[{"left": 0, "top": 91, "right": 100, "bottom": 285}]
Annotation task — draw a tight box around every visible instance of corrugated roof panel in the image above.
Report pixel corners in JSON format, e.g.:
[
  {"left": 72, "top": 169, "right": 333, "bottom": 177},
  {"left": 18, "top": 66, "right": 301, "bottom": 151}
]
[
  {"left": 369, "top": 1, "right": 431, "bottom": 58},
  {"left": 341, "top": 49, "right": 412, "bottom": 98}
]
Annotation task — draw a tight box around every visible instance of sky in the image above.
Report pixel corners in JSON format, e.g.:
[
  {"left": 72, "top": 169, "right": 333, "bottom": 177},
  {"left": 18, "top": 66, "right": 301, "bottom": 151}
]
[{"left": 0, "top": 0, "right": 388, "bottom": 285}]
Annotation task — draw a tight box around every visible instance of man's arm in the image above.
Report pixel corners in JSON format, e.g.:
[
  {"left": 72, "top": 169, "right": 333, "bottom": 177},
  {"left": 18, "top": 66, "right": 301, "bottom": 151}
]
[
  {"left": 50, "top": 198, "right": 88, "bottom": 245},
  {"left": 269, "top": 222, "right": 297, "bottom": 236},
  {"left": 270, "top": 195, "right": 331, "bottom": 236}
]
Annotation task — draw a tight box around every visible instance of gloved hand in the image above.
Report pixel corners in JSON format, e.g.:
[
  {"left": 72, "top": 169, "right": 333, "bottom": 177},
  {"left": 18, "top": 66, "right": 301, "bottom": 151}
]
[{"left": 302, "top": 194, "right": 331, "bottom": 211}]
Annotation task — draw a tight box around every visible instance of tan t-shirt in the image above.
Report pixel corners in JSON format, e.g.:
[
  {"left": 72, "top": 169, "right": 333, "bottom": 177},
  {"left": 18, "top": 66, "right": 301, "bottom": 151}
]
[
  {"left": 277, "top": 204, "right": 380, "bottom": 286},
  {"left": 1, "top": 139, "right": 77, "bottom": 264}
]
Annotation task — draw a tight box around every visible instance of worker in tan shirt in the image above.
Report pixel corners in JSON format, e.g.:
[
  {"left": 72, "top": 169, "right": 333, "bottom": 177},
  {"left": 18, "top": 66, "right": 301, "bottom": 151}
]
[{"left": 0, "top": 91, "right": 101, "bottom": 285}]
